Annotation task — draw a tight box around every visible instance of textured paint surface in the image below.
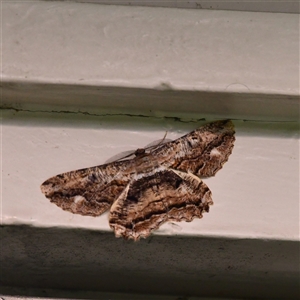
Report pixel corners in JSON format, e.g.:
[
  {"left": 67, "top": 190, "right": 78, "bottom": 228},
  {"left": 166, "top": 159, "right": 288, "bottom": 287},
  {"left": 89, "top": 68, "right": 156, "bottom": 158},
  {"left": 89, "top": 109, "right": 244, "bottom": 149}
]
[{"left": 2, "top": 2, "right": 299, "bottom": 95}]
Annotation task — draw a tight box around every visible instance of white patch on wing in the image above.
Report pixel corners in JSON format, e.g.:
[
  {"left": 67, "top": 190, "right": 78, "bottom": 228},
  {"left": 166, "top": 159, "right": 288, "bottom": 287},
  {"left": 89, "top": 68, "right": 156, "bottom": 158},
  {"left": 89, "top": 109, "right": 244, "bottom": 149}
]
[
  {"left": 135, "top": 165, "right": 167, "bottom": 180},
  {"left": 74, "top": 195, "right": 85, "bottom": 204},
  {"left": 210, "top": 148, "right": 221, "bottom": 156}
]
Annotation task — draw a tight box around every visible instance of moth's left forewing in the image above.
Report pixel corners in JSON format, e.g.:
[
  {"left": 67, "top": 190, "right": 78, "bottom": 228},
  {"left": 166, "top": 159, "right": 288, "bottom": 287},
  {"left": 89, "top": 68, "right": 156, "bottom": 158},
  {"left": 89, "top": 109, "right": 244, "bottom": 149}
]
[
  {"left": 154, "top": 120, "right": 235, "bottom": 177},
  {"left": 189, "top": 119, "right": 235, "bottom": 177}
]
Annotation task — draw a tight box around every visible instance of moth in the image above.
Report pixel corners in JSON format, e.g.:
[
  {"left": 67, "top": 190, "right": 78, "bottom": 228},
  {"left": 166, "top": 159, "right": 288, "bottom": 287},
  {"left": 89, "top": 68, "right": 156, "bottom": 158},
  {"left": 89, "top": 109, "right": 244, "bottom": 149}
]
[{"left": 41, "top": 120, "right": 235, "bottom": 240}]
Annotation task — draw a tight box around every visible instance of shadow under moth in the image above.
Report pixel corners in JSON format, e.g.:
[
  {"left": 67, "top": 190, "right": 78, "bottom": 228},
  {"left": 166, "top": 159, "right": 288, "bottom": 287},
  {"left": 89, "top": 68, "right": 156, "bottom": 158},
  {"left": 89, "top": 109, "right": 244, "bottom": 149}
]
[{"left": 41, "top": 120, "right": 235, "bottom": 240}]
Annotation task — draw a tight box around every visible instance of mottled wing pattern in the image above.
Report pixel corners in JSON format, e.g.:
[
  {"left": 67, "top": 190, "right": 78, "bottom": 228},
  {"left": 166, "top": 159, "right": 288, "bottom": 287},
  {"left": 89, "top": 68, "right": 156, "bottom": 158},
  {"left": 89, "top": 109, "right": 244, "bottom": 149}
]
[
  {"left": 41, "top": 120, "right": 235, "bottom": 240},
  {"left": 154, "top": 120, "right": 235, "bottom": 177},
  {"left": 109, "top": 169, "right": 213, "bottom": 241},
  {"left": 41, "top": 161, "right": 132, "bottom": 216}
]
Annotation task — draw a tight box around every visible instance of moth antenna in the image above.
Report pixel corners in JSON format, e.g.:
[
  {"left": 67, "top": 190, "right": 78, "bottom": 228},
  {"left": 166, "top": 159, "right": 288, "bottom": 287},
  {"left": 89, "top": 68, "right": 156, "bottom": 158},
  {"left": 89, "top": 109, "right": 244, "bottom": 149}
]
[
  {"left": 145, "top": 131, "right": 169, "bottom": 153},
  {"left": 111, "top": 151, "right": 137, "bottom": 162}
]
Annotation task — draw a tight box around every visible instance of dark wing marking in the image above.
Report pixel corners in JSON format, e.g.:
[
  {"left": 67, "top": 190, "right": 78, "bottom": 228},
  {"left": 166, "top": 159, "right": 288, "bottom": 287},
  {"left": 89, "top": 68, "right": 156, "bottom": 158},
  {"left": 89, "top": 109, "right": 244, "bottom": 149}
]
[
  {"left": 109, "top": 169, "right": 213, "bottom": 240},
  {"left": 153, "top": 120, "right": 235, "bottom": 177},
  {"left": 40, "top": 160, "right": 132, "bottom": 216}
]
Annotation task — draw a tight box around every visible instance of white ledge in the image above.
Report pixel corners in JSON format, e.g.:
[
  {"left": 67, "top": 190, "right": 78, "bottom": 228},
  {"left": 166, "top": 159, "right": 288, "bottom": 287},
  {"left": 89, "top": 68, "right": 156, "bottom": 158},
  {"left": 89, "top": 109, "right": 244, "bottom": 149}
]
[
  {"left": 2, "top": 2, "right": 299, "bottom": 121},
  {"left": 2, "top": 2, "right": 299, "bottom": 93}
]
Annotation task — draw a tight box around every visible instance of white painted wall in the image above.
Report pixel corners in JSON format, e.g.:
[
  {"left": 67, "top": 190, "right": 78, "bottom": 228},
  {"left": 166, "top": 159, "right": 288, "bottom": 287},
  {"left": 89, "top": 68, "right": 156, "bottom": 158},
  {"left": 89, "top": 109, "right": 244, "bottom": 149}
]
[
  {"left": 3, "top": 2, "right": 299, "bottom": 95},
  {"left": 1, "top": 1, "right": 299, "bottom": 299},
  {"left": 55, "top": 0, "right": 300, "bottom": 13}
]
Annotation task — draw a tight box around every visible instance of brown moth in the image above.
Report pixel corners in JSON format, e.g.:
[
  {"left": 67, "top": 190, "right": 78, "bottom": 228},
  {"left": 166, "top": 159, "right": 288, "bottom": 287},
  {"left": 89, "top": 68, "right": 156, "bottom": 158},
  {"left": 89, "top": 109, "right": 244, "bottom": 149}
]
[{"left": 41, "top": 120, "right": 235, "bottom": 240}]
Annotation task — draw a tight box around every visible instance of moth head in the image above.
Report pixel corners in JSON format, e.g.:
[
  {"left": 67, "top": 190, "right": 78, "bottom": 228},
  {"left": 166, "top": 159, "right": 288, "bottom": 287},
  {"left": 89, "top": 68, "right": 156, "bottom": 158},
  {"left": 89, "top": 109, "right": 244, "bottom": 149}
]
[{"left": 134, "top": 148, "right": 146, "bottom": 157}]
